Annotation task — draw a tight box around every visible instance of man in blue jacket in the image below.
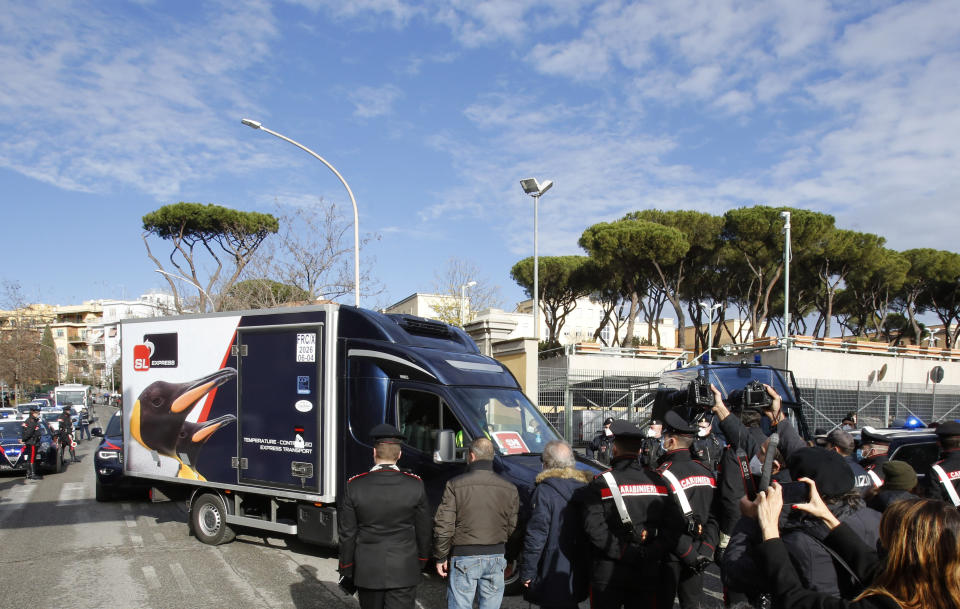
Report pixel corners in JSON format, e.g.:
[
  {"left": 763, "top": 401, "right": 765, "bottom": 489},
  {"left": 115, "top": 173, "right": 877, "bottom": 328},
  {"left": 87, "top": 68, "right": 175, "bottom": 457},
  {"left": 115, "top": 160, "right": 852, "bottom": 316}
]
[{"left": 520, "top": 440, "right": 591, "bottom": 609}]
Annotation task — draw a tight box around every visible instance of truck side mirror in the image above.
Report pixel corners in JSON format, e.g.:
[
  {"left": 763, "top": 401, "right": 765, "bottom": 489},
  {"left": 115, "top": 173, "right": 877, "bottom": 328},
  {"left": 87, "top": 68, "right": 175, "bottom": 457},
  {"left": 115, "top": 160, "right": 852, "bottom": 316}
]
[{"left": 434, "top": 429, "right": 457, "bottom": 463}]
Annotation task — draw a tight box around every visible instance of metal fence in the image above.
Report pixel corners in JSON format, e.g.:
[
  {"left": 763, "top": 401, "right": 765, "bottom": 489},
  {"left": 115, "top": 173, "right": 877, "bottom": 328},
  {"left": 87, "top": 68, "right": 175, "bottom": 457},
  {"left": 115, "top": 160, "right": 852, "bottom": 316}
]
[
  {"left": 795, "top": 378, "right": 960, "bottom": 433},
  {"left": 538, "top": 367, "right": 960, "bottom": 444},
  {"left": 538, "top": 368, "right": 660, "bottom": 445}
]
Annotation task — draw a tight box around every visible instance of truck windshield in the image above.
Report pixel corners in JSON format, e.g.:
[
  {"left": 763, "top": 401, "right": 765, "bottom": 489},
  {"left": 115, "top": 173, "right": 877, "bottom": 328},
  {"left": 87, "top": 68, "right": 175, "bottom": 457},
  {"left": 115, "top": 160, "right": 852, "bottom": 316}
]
[{"left": 447, "top": 387, "right": 561, "bottom": 455}]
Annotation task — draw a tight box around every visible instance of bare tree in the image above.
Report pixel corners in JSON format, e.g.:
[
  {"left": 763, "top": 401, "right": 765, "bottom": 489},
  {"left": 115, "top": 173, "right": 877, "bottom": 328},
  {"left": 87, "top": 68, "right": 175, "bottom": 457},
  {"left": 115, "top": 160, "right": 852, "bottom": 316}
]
[
  {"left": 244, "top": 200, "right": 384, "bottom": 306},
  {"left": 0, "top": 281, "right": 53, "bottom": 401},
  {"left": 432, "top": 258, "right": 504, "bottom": 327}
]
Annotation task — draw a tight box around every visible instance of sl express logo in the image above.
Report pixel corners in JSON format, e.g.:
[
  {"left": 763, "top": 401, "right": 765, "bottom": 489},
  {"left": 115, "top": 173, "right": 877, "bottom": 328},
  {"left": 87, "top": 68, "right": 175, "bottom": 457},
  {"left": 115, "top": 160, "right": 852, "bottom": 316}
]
[{"left": 133, "top": 333, "right": 179, "bottom": 371}]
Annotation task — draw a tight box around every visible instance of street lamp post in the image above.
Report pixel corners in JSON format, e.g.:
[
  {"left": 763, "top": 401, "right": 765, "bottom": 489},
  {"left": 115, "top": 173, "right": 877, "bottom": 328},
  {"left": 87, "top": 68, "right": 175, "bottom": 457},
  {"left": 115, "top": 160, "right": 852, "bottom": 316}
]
[
  {"left": 699, "top": 302, "right": 722, "bottom": 363},
  {"left": 520, "top": 178, "right": 554, "bottom": 342},
  {"left": 459, "top": 281, "right": 477, "bottom": 327},
  {"left": 781, "top": 211, "right": 792, "bottom": 369},
  {"left": 155, "top": 269, "right": 214, "bottom": 312},
  {"left": 241, "top": 118, "right": 361, "bottom": 307}
]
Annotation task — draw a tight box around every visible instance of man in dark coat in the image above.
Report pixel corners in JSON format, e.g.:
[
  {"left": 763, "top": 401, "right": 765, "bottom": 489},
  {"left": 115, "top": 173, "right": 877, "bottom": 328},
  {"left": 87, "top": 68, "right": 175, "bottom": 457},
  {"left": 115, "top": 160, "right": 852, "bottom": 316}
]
[
  {"left": 338, "top": 424, "right": 431, "bottom": 609},
  {"left": 922, "top": 420, "right": 960, "bottom": 506},
  {"left": 657, "top": 410, "right": 719, "bottom": 609},
  {"left": 57, "top": 406, "right": 79, "bottom": 463},
  {"left": 520, "top": 440, "right": 591, "bottom": 609},
  {"left": 577, "top": 419, "right": 678, "bottom": 609},
  {"left": 20, "top": 406, "right": 44, "bottom": 480},
  {"left": 586, "top": 417, "right": 615, "bottom": 465},
  {"left": 858, "top": 427, "right": 891, "bottom": 489}
]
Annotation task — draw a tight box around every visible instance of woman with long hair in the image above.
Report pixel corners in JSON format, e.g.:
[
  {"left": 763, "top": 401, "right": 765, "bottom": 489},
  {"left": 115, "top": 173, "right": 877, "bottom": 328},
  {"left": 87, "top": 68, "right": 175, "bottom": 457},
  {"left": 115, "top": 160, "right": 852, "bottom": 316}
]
[{"left": 750, "top": 478, "right": 960, "bottom": 609}]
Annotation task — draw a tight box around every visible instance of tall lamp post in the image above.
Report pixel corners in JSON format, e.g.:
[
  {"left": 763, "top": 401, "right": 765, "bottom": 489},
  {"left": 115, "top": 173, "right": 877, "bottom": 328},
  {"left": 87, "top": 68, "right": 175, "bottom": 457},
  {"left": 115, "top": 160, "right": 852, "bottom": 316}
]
[
  {"left": 699, "top": 302, "right": 722, "bottom": 363},
  {"left": 781, "top": 211, "right": 792, "bottom": 370},
  {"left": 155, "top": 269, "right": 214, "bottom": 312},
  {"left": 520, "top": 178, "right": 553, "bottom": 341},
  {"left": 459, "top": 281, "right": 477, "bottom": 327},
  {"left": 241, "top": 119, "right": 361, "bottom": 307}
]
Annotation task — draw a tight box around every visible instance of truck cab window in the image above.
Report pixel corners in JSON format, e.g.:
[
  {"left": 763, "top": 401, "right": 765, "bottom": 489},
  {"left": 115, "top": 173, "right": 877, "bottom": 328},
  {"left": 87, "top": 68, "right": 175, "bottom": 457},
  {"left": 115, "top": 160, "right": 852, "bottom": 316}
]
[{"left": 397, "top": 389, "right": 464, "bottom": 454}]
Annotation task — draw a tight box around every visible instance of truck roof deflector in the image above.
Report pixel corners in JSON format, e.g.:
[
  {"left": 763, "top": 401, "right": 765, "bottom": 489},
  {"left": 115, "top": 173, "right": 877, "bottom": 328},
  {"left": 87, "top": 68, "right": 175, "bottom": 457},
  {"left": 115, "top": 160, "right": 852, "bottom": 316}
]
[
  {"left": 445, "top": 360, "right": 503, "bottom": 373},
  {"left": 347, "top": 349, "right": 437, "bottom": 380}
]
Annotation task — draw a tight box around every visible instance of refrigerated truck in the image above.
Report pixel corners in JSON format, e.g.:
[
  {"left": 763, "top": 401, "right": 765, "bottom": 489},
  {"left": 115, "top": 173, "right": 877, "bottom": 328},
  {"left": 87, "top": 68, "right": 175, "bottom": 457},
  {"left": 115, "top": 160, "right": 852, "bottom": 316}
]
[{"left": 121, "top": 304, "right": 591, "bottom": 570}]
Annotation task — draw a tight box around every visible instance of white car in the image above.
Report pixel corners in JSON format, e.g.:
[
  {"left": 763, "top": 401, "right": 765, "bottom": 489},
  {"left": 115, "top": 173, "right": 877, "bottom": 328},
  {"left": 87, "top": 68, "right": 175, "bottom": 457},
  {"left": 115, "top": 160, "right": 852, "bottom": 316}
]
[{"left": 0, "top": 407, "right": 19, "bottom": 420}]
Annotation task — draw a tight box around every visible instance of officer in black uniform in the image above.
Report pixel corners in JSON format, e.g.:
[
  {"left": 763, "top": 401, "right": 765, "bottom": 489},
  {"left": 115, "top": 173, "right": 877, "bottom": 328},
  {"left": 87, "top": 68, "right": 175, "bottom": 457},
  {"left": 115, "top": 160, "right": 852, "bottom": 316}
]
[
  {"left": 859, "top": 427, "right": 891, "bottom": 490},
  {"left": 691, "top": 416, "right": 723, "bottom": 473},
  {"left": 656, "top": 410, "right": 719, "bottom": 609},
  {"left": 20, "top": 406, "right": 44, "bottom": 480},
  {"left": 639, "top": 418, "right": 664, "bottom": 467},
  {"left": 587, "top": 417, "right": 615, "bottom": 465},
  {"left": 57, "top": 406, "right": 80, "bottom": 463},
  {"left": 923, "top": 420, "right": 960, "bottom": 506},
  {"left": 338, "top": 424, "right": 432, "bottom": 609},
  {"left": 577, "top": 419, "right": 677, "bottom": 609}
]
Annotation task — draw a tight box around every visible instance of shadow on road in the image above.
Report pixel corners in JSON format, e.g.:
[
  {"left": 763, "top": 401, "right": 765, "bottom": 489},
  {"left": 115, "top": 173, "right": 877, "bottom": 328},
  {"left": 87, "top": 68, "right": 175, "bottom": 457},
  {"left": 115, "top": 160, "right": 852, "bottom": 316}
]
[{"left": 290, "top": 564, "right": 355, "bottom": 609}]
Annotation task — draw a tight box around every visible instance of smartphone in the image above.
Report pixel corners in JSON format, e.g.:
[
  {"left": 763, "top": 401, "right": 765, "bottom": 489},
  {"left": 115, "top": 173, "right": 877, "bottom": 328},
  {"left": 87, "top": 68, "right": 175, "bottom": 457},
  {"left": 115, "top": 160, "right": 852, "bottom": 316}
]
[{"left": 780, "top": 481, "right": 811, "bottom": 505}]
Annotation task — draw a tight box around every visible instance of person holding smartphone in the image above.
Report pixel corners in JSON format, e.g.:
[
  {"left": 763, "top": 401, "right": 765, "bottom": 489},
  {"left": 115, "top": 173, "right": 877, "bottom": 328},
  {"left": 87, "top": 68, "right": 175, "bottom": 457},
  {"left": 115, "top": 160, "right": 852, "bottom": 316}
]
[{"left": 751, "top": 480, "right": 960, "bottom": 609}]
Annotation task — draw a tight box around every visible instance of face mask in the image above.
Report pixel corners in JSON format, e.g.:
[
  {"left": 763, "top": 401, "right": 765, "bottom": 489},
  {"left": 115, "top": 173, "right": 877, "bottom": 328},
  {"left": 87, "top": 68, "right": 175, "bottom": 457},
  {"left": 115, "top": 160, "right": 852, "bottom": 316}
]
[
  {"left": 697, "top": 427, "right": 709, "bottom": 438},
  {"left": 647, "top": 428, "right": 658, "bottom": 438},
  {"left": 749, "top": 455, "right": 763, "bottom": 476},
  {"left": 604, "top": 428, "right": 613, "bottom": 437},
  {"left": 659, "top": 437, "right": 668, "bottom": 452},
  {"left": 855, "top": 449, "right": 863, "bottom": 461}
]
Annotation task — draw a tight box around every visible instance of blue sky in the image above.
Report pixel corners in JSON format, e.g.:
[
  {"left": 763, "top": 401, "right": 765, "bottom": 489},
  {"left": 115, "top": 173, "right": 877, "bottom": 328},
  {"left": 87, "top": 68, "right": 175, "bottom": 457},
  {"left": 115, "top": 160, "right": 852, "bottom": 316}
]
[{"left": 2, "top": 0, "right": 958, "bottom": 313}]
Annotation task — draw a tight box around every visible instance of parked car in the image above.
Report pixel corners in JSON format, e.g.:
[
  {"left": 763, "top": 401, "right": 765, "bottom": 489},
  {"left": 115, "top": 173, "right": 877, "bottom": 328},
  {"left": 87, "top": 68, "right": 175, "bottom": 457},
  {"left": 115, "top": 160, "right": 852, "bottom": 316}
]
[
  {"left": 92, "top": 410, "right": 143, "bottom": 500},
  {"left": 0, "top": 408, "right": 19, "bottom": 420},
  {"left": 0, "top": 419, "right": 66, "bottom": 474}
]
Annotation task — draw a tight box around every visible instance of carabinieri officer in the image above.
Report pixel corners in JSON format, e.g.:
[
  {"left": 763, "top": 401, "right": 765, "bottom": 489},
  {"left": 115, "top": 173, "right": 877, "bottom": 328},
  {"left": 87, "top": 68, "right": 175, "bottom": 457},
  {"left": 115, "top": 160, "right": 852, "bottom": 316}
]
[{"left": 338, "top": 423, "right": 431, "bottom": 609}]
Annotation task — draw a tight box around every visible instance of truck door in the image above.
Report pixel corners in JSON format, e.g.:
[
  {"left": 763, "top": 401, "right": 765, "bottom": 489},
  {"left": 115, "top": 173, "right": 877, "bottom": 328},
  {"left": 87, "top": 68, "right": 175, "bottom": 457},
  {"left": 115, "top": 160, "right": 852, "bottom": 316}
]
[
  {"left": 236, "top": 323, "right": 322, "bottom": 492},
  {"left": 393, "top": 384, "right": 467, "bottom": 507}
]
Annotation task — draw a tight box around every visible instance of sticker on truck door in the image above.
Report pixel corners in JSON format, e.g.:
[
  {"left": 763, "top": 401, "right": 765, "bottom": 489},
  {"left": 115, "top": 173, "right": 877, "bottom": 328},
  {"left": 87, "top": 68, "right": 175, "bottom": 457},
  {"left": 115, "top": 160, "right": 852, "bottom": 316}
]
[{"left": 296, "top": 333, "right": 316, "bottom": 362}]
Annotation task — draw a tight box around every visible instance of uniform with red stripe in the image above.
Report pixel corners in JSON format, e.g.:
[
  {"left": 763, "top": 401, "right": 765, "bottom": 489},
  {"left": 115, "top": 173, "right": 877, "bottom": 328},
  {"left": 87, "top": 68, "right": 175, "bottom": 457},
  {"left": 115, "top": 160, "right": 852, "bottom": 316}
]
[
  {"left": 337, "top": 424, "right": 431, "bottom": 609},
  {"left": 922, "top": 421, "right": 960, "bottom": 506},
  {"left": 655, "top": 410, "right": 721, "bottom": 609},
  {"left": 576, "top": 419, "right": 678, "bottom": 609}
]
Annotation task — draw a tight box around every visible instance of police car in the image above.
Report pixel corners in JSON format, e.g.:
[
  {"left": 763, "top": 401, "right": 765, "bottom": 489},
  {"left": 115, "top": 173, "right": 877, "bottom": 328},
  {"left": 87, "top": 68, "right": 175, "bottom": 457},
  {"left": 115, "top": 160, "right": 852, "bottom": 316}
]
[{"left": 850, "top": 426, "right": 940, "bottom": 478}]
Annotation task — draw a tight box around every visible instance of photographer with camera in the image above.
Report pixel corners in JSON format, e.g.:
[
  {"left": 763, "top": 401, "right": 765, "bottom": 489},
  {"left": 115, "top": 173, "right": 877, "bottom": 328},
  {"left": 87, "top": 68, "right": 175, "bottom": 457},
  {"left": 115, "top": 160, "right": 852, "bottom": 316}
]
[{"left": 655, "top": 410, "right": 719, "bottom": 609}]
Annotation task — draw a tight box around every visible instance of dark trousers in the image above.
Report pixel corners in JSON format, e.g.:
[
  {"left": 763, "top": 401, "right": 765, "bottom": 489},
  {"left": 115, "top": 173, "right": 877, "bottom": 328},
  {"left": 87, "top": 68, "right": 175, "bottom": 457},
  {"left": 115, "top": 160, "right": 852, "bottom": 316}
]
[
  {"left": 27, "top": 445, "right": 36, "bottom": 463},
  {"left": 590, "top": 561, "right": 658, "bottom": 609},
  {"left": 658, "top": 561, "right": 704, "bottom": 609},
  {"left": 357, "top": 585, "right": 417, "bottom": 609}
]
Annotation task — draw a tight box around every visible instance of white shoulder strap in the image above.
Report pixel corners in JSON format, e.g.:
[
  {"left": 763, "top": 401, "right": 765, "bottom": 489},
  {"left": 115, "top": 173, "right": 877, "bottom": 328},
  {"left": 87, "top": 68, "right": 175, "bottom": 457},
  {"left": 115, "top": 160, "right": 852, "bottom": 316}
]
[
  {"left": 866, "top": 469, "right": 884, "bottom": 489},
  {"left": 601, "top": 471, "right": 634, "bottom": 527},
  {"left": 659, "top": 468, "right": 694, "bottom": 516},
  {"left": 931, "top": 464, "right": 960, "bottom": 507}
]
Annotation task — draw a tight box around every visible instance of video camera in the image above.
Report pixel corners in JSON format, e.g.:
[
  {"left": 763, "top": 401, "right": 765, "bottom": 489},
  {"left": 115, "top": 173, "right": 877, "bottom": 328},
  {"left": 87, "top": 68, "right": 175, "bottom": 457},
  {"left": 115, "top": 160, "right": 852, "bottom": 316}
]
[
  {"left": 728, "top": 380, "right": 772, "bottom": 411},
  {"left": 666, "top": 375, "right": 715, "bottom": 411}
]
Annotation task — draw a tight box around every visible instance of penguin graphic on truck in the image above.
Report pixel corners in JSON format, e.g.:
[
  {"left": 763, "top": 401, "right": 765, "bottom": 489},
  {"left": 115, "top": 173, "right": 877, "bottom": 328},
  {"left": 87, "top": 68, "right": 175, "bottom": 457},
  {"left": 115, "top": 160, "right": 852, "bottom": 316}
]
[{"left": 121, "top": 304, "right": 598, "bottom": 592}]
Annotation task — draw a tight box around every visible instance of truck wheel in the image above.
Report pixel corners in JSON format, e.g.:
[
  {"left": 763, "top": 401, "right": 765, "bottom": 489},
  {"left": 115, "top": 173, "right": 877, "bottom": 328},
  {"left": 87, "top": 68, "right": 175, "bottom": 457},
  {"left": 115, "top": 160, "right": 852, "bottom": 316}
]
[
  {"left": 95, "top": 479, "right": 112, "bottom": 502},
  {"left": 191, "top": 493, "right": 235, "bottom": 545}
]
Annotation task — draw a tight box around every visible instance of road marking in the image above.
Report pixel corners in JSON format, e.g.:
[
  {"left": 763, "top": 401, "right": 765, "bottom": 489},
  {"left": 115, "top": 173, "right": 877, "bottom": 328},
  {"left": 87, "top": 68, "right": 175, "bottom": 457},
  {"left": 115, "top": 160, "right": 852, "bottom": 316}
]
[
  {"left": 56, "top": 482, "right": 86, "bottom": 506},
  {"left": 125, "top": 515, "right": 137, "bottom": 528},
  {"left": 170, "top": 562, "right": 197, "bottom": 596},
  {"left": 142, "top": 566, "right": 161, "bottom": 590}
]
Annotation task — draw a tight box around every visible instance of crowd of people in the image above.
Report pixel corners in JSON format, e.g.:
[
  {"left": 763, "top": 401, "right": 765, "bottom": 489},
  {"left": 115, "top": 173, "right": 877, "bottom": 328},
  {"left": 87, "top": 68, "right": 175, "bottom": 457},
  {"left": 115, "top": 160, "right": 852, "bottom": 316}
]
[{"left": 337, "top": 387, "right": 960, "bottom": 609}]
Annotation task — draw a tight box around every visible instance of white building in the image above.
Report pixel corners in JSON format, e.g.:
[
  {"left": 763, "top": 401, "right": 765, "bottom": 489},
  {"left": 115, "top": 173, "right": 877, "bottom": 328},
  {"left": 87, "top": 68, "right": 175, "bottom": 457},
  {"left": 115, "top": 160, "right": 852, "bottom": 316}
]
[{"left": 98, "top": 291, "right": 176, "bottom": 385}]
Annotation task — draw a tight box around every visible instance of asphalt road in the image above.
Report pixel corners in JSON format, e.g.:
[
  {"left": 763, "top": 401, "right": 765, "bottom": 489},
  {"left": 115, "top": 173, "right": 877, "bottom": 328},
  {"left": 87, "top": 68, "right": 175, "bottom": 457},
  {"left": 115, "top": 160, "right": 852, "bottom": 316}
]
[{"left": 0, "top": 412, "right": 723, "bottom": 609}]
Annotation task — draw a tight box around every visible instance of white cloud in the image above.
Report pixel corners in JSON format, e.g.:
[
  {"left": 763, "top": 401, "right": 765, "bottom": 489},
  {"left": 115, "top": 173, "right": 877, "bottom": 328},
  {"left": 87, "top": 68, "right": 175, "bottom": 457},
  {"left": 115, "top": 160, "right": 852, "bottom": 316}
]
[
  {"left": 0, "top": 0, "right": 278, "bottom": 199},
  {"left": 349, "top": 84, "right": 404, "bottom": 118}
]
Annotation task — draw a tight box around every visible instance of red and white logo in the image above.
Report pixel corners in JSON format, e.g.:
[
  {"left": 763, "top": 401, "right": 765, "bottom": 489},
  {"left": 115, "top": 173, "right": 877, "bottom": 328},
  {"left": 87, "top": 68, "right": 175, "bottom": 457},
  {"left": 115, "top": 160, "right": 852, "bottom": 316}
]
[{"left": 133, "top": 344, "right": 151, "bottom": 371}]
